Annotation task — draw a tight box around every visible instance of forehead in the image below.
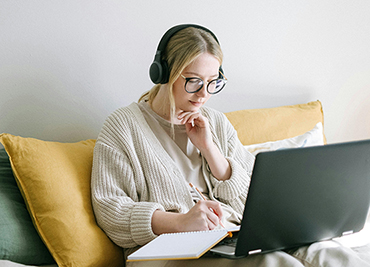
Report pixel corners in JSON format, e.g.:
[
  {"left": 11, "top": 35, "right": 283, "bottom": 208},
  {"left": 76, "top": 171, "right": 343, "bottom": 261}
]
[{"left": 183, "top": 53, "right": 220, "bottom": 76}]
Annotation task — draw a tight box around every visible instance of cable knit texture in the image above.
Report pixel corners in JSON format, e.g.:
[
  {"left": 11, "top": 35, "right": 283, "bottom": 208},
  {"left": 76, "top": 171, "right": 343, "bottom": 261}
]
[{"left": 91, "top": 102, "right": 255, "bottom": 249}]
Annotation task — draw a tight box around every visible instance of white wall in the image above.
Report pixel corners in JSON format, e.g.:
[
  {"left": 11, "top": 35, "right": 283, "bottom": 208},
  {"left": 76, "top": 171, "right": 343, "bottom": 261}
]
[{"left": 1, "top": 0, "right": 370, "bottom": 144}]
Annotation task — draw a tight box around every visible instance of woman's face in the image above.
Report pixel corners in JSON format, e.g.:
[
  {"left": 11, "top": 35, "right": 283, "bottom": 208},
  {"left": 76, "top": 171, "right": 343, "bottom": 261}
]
[{"left": 172, "top": 53, "right": 220, "bottom": 115}]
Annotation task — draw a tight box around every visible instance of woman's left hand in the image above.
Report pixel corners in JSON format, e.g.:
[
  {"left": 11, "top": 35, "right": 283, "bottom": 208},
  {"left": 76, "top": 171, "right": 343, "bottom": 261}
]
[
  {"left": 178, "top": 110, "right": 232, "bottom": 181},
  {"left": 178, "top": 111, "right": 213, "bottom": 152}
]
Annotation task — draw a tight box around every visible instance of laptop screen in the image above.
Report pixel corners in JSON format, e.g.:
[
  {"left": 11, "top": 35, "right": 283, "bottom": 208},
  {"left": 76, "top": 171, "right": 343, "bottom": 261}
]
[{"left": 234, "top": 139, "right": 370, "bottom": 256}]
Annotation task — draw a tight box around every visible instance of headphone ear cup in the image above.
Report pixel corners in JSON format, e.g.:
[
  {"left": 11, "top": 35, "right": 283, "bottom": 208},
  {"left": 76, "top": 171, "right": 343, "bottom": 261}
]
[
  {"left": 160, "top": 60, "right": 169, "bottom": 84},
  {"left": 149, "top": 60, "right": 163, "bottom": 84},
  {"left": 149, "top": 51, "right": 170, "bottom": 84}
]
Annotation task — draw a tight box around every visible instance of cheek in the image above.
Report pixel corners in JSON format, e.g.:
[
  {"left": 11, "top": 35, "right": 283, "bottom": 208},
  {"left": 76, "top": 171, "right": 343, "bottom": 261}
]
[{"left": 172, "top": 82, "right": 187, "bottom": 102}]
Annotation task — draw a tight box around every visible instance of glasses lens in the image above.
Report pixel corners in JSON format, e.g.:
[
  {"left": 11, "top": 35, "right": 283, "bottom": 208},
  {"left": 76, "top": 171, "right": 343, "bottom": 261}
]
[
  {"left": 208, "top": 79, "right": 226, "bottom": 94},
  {"left": 185, "top": 78, "right": 203, "bottom": 93}
]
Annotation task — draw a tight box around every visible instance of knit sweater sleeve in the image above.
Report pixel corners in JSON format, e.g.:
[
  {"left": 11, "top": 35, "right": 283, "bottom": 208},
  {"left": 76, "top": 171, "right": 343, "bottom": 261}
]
[{"left": 91, "top": 107, "right": 165, "bottom": 248}]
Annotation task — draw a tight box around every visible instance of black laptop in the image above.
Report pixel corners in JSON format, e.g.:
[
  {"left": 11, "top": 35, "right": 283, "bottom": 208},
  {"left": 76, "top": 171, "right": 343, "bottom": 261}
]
[{"left": 211, "top": 139, "right": 370, "bottom": 258}]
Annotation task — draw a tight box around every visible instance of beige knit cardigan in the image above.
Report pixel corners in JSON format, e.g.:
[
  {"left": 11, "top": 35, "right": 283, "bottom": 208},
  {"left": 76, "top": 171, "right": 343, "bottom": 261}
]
[{"left": 91, "top": 102, "right": 255, "bottom": 249}]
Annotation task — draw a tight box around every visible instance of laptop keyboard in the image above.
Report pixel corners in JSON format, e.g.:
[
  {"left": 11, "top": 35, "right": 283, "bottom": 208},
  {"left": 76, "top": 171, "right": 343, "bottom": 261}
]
[{"left": 221, "top": 237, "right": 238, "bottom": 247}]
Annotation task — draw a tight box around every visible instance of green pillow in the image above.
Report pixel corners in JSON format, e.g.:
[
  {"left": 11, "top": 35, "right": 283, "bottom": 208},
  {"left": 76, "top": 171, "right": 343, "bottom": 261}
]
[{"left": 0, "top": 148, "right": 55, "bottom": 265}]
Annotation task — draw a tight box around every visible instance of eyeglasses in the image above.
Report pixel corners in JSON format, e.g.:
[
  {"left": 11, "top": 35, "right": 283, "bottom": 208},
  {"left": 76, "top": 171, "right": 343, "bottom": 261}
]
[{"left": 180, "top": 72, "right": 227, "bottom": 95}]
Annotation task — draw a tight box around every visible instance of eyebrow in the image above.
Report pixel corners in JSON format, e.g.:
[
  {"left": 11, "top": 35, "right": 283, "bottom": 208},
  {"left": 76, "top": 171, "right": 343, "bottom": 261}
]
[{"left": 183, "top": 71, "right": 219, "bottom": 79}]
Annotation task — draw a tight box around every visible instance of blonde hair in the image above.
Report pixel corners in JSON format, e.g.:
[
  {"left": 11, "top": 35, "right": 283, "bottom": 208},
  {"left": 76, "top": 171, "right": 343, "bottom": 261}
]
[{"left": 139, "top": 27, "right": 223, "bottom": 122}]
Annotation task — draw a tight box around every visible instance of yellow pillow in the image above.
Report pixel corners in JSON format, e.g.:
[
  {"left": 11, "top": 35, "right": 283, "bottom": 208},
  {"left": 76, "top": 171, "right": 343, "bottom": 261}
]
[
  {"left": 225, "top": 100, "right": 326, "bottom": 145},
  {"left": 0, "top": 134, "right": 124, "bottom": 267}
]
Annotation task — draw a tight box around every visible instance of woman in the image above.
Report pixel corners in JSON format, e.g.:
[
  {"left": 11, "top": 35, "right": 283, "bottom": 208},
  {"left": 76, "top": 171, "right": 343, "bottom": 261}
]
[
  {"left": 91, "top": 25, "right": 369, "bottom": 266},
  {"left": 91, "top": 23, "right": 254, "bottom": 248}
]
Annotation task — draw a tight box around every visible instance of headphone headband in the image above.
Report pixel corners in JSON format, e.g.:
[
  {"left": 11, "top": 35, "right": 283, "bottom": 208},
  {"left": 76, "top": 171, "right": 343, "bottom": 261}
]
[
  {"left": 149, "top": 24, "right": 223, "bottom": 84},
  {"left": 156, "top": 24, "right": 220, "bottom": 53}
]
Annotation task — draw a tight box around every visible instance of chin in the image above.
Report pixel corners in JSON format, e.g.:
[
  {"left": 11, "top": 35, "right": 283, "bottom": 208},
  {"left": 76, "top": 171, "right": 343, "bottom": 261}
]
[{"left": 188, "top": 106, "right": 201, "bottom": 112}]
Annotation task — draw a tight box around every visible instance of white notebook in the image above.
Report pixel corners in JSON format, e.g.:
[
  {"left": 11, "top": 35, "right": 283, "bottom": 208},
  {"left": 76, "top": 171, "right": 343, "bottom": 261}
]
[{"left": 127, "top": 228, "right": 236, "bottom": 261}]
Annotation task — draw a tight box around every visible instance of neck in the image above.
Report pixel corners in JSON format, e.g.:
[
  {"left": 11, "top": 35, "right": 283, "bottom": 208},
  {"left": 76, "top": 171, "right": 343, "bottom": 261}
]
[{"left": 150, "top": 86, "right": 173, "bottom": 122}]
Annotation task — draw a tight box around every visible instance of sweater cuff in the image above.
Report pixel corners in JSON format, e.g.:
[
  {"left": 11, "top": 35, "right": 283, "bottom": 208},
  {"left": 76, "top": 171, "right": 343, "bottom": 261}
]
[
  {"left": 210, "top": 157, "right": 250, "bottom": 201},
  {"left": 130, "top": 202, "right": 165, "bottom": 246}
]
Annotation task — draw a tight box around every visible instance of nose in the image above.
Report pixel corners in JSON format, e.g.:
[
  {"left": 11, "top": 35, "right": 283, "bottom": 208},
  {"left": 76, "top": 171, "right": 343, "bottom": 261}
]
[{"left": 195, "top": 84, "right": 208, "bottom": 97}]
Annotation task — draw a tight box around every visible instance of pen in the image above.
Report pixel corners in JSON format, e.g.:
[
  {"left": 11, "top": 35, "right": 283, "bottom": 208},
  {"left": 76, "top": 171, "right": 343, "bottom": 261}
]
[{"left": 189, "top": 183, "right": 225, "bottom": 229}]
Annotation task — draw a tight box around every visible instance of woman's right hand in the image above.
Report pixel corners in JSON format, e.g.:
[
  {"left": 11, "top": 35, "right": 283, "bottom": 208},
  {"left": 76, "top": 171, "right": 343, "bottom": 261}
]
[
  {"left": 179, "top": 200, "right": 223, "bottom": 232},
  {"left": 151, "top": 200, "right": 223, "bottom": 235}
]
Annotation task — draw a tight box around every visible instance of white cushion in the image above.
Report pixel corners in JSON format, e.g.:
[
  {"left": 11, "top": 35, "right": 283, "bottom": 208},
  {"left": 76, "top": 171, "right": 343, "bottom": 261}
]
[{"left": 244, "top": 122, "right": 324, "bottom": 156}]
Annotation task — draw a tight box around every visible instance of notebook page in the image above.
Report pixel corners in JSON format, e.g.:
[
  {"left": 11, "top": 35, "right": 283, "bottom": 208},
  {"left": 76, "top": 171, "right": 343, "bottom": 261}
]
[{"left": 127, "top": 229, "right": 229, "bottom": 261}]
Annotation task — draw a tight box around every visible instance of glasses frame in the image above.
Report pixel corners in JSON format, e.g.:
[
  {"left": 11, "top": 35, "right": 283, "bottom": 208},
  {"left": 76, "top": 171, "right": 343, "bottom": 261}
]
[{"left": 180, "top": 72, "right": 228, "bottom": 95}]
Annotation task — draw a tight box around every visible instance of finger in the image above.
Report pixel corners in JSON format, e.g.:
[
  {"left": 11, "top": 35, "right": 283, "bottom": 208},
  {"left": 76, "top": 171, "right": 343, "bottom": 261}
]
[
  {"left": 180, "top": 113, "right": 199, "bottom": 125},
  {"left": 205, "top": 201, "right": 223, "bottom": 218},
  {"left": 208, "top": 220, "right": 217, "bottom": 230},
  {"left": 178, "top": 111, "right": 197, "bottom": 121},
  {"left": 184, "top": 121, "right": 194, "bottom": 133},
  {"left": 206, "top": 210, "right": 221, "bottom": 228},
  {"left": 191, "top": 114, "right": 208, "bottom": 128},
  {"left": 178, "top": 111, "right": 206, "bottom": 125},
  {"left": 186, "top": 115, "right": 207, "bottom": 129},
  {"left": 196, "top": 201, "right": 222, "bottom": 228}
]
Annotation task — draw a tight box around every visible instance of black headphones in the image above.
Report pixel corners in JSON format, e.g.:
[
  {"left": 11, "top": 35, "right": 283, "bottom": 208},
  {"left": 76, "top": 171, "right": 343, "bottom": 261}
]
[{"left": 149, "top": 24, "right": 224, "bottom": 84}]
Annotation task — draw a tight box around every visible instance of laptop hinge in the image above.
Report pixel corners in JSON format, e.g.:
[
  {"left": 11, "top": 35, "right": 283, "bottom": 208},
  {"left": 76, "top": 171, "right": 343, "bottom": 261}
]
[
  {"left": 342, "top": 230, "right": 354, "bottom": 236},
  {"left": 248, "top": 249, "right": 262, "bottom": 255}
]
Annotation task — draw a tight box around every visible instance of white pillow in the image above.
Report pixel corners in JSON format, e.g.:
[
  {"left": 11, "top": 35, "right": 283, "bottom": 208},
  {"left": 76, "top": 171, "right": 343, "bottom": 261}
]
[{"left": 244, "top": 122, "right": 324, "bottom": 156}]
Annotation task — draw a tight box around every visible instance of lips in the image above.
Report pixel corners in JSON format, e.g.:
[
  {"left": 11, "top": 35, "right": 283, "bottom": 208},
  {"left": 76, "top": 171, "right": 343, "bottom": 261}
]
[{"left": 190, "top": 100, "right": 203, "bottom": 107}]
